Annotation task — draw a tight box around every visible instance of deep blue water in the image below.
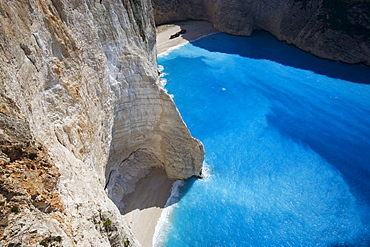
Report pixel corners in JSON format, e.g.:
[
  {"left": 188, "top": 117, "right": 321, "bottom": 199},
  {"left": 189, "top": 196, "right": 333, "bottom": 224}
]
[{"left": 154, "top": 31, "right": 370, "bottom": 247}]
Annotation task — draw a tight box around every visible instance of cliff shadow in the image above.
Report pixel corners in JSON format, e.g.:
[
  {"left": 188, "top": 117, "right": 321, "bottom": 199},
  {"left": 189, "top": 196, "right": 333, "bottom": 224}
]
[
  {"left": 121, "top": 169, "right": 197, "bottom": 245},
  {"left": 187, "top": 30, "right": 370, "bottom": 84},
  {"left": 121, "top": 168, "right": 196, "bottom": 215},
  {"left": 120, "top": 168, "right": 173, "bottom": 214},
  {"left": 184, "top": 30, "right": 370, "bottom": 204}
]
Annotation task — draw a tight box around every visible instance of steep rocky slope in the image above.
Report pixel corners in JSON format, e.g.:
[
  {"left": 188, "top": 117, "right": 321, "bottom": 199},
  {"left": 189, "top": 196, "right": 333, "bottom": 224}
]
[
  {"left": 1, "top": 113, "right": 66, "bottom": 246},
  {"left": 152, "top": 0, "right": 370, "bottom": 66},
  {"left": 0, "top": 0, "right": 203, "bottom": 246}
]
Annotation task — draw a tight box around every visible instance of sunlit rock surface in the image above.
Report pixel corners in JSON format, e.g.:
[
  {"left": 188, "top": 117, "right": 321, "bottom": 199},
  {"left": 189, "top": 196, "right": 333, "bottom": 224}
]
[{"left": 0, "top": 0, "right": 203, "bottom": 246}]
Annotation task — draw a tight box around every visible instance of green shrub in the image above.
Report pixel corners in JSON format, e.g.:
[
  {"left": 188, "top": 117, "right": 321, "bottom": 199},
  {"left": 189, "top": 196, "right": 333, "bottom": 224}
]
[
  {"left": 103, "top": 219, "right": 112, "bottom": 227},
  {"left": 7, "top": 243, "right": 21, "bottom": 247},
  {"left": 39, "top": 240, "right": 48, "bottom": 247},
  {"left": 39, "top": 236, "right": 62, "bottom": 247},
  {"left": 11, "top": 206, "right": 19, "bottom": 214},
  {"left": 132, "top": 0, "right": 141, "bottom": 7},
  {"left": 53, "top": 236, "right": 62, "bottom": 242},
  {"left": 135, "top": 18, "right": 146, "bottom": 41}
]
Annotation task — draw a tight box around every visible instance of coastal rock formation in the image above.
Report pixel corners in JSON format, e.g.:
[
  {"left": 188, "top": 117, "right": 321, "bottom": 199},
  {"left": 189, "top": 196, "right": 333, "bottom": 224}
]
[
  {"left": 0, "top": 113, "right": 66, "bottom": 246},
  {"left": 152, "top": 0, "right": 370, "bottom": 66},
  {"left": 0, "top": 0, "right": 203, "bottom": 246}
]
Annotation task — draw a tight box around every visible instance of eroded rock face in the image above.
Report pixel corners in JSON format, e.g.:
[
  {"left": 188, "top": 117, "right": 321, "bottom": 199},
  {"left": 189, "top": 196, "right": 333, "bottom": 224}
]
[
  {"left": 152, "top": 0, "right": 370, "bottom": 66},
  {"left": 0, "top": 113, "right": 66, "bottom": 246},
  {"left": 1, "top": 0, "right": 203, "bottom": 246}
]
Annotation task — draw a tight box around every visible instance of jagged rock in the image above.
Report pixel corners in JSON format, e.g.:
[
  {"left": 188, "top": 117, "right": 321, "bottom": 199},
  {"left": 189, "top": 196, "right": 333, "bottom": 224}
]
[
  {"left": 0, "top": 113, "right": 67, "bottom": 246},
  {"left": 0, "top": 0, "right": 204, "bottom": 246},
  {"left": 152, "top": 0, "right": 370, "bottom": 66}
]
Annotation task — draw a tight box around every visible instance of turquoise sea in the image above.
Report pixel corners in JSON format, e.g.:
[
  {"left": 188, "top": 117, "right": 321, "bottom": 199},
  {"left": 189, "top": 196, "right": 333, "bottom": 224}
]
[{"left": 154, "top": 31, "right": 370, "bottom": 247}]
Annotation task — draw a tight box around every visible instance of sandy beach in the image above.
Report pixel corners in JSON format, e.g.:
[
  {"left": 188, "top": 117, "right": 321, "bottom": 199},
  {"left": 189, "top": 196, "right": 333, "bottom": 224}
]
[
  {"left": 123, "top": 169, "right": 173, "bottom": 247},
  {"left": 156, "top": 20, "right": 218, "bottom": 55},
  {"left": 124, "top": 20, "right": 216, "bottom": 247}
]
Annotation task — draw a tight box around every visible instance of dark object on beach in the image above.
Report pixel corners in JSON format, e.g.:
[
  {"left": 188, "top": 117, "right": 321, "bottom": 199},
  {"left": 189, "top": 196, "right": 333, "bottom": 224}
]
[
  {"left": 170, "top": 33, "right": 180, "bottom": 39},
  {"left": 169, "top": 29, "right": 187, "bottom": 39}
]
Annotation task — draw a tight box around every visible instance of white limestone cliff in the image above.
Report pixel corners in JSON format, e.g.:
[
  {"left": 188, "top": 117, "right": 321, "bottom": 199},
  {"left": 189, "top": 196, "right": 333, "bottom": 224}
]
[
  {"left": 5, "top": 0, "right": 368, "bottom": 246},
  {"left": 0, "top": 0, "right": 203, "bottom": 246}
]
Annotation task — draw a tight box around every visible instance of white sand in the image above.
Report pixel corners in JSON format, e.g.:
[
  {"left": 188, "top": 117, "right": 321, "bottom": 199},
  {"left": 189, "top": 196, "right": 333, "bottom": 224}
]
[
  {"left": 156, "top": 20, "right": 218, "bottom": 55},
  {"left": 125, "top": 21, "right": 217, "bottom": 247},
  {"left": 123, "top": 169, "right": 173, "bottom": 247}
]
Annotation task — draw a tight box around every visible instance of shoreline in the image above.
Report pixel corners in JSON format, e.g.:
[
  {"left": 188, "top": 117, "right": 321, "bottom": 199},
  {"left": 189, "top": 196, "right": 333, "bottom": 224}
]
[
  {"left": 123, "top": 169, "right": 173, "bottom": 247},
  {"left": 156, "top": 20, "right": 218, "bottom": 55},
  {"left": 125, "top": 20, "right": 216, "bottom": 247}
]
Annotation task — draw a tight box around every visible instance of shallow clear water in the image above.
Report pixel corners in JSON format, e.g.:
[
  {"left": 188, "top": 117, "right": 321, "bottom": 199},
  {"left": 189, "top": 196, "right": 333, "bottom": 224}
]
[{"left": 155, "top": 31, "right": 370, "bottom": 247}]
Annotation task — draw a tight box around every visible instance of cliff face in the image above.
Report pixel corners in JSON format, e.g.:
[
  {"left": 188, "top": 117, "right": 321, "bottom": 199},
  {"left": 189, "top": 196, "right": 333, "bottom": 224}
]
[
  {"left": 0, "top": 0, "right": 203, "bottom": 246},
  {"left": 152, "top": 0, "right": 370, "bottom": 66}
]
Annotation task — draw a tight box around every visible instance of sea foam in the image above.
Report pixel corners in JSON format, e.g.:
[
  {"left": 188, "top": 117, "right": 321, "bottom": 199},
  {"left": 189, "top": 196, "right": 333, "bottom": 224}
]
[
  {"left": 156, "top": 31, "right": 370, "bottom": 246},
  {"left": 152, "top": 181, "right": 185, "bottom": 247}
]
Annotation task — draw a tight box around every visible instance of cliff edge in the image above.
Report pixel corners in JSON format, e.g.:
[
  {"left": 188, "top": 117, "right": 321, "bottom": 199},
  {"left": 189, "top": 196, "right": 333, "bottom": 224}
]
[
  {"left": 152, "top": 0, "right": 370, "bottom": 66},
  {"left": 0, "top": 0, "right": 203, "bottom": 246}
]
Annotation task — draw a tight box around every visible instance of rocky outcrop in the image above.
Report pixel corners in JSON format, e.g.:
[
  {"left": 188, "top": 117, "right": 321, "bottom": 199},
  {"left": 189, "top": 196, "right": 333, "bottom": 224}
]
[
  {"left": 0, "top": 0, "right": 203, "bottom": 246},
  {"left": 1, "top": 113, "right": 66, "bottom": 246},
  {"left": 152, "top": 0, "right": 370, "bottom": 66}
]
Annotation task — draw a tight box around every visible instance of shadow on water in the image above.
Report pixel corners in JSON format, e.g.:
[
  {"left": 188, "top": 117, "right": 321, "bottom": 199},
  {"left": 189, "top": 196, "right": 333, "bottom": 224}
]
[
  {"left": 159, "top": 24, "right": 370, "bottom": 246},
  {"left": 158, "top": 24, "right": 370, "bottom": 246},
  {"left": 188, "top": 30, "right": 370, "bottom": 84},
  {"left": 182, "top": 30, "right": 370, "bottom": 205},
  {"left": 160, "top": 176, "right": 199, "bottom": 211},
  {"left": 265, "top": 92, "right": 370, "bottom": 205}
]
